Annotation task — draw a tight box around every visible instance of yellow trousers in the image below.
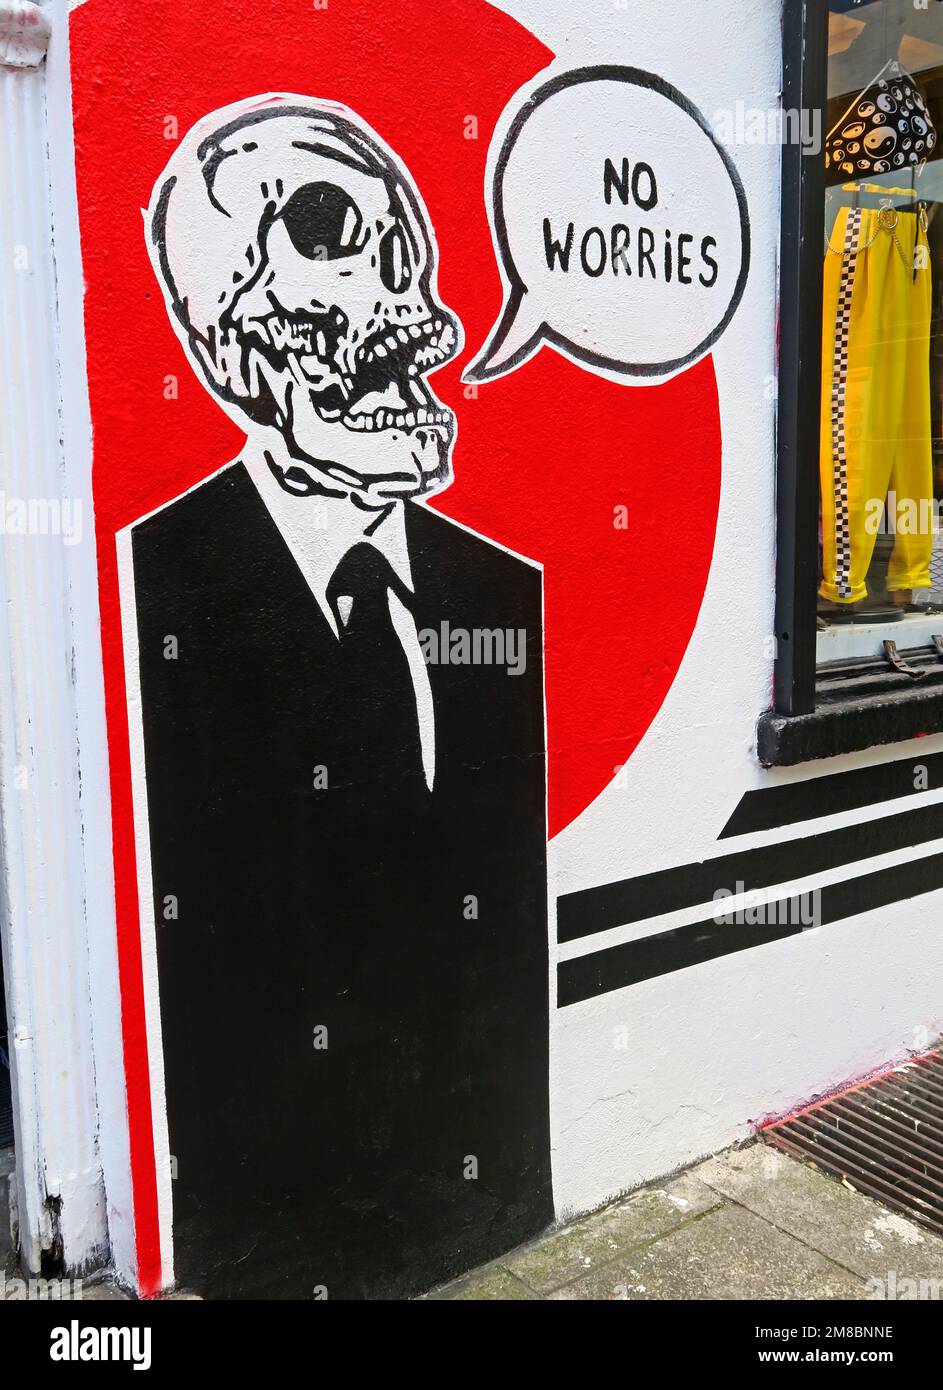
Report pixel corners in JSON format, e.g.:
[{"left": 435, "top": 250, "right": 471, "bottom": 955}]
[{"left": 820, "top": 205, "right": 932, "bottom": 603}]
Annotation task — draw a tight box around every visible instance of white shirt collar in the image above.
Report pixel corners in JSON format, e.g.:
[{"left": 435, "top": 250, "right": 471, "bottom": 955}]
[{"left": 243, "top": 454, "right": 414, "bottom": 637}]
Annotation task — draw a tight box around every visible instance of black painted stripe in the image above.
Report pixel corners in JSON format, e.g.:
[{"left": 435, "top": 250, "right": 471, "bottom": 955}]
[
  {"left": 557, "top": 799, "right": 943, "bottom": 944},
  {"left": 721, "top": 751, "right": 943, "bottom": 838},
  {"left": 557, "top": 849, "right": 943, "bottom": 1007}
]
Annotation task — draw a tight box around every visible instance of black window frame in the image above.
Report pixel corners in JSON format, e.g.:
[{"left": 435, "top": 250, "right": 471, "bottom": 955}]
[{"left": 762, "top": 0, "right": 943, "bottom": 767}]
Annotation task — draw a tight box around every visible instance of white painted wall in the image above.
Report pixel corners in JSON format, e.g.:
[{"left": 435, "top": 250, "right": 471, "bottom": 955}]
[{"left": 490, "top": 0, "right": 943, "bottom": 1223}]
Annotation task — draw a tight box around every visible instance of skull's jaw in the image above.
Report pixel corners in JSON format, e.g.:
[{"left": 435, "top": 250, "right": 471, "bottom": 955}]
[
  {"left": 336, "top": 377, "right": 455, "bottom": 440},
  {"left": 261, "top": 424, "right": 453, "bottom": 508},
  {"left": 254, "top": 364, "right": 453, "bottom": 507},
  {"left": 246, "top": 315, "right": 458, "bottom": 505},
  {"left": 300, "top": 365, "right": 456, "bottom": 451}
]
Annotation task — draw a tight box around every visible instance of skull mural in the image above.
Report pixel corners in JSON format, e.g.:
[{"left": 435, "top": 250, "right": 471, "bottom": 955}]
[
  {"left": 125, "top": 91, "right": 553, "bottom": 1307},
  {"left": 147, "top": 95, "right": 463, "bottom": 505}
]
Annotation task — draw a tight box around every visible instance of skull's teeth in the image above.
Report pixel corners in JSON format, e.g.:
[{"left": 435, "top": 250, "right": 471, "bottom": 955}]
[
  {"left": 413, "top": 344, "right": 448, "bottom": 369},
  {"left": 264, "top": 316, "right": 332, "bottom": 357},
  {"left": 343, "top": 407, "right": 452, "bottom": 432},
  {"left": 357, "top": 318, "right": 453, "bottom": 368}
]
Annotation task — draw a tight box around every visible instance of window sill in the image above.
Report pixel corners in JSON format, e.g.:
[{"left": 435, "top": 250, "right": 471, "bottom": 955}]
[
  {"left": 758, "top": 642, "right": 943, "bottom": 767},
  {"left": 816, "top": 610, "right": 943, "bottom": 665}
]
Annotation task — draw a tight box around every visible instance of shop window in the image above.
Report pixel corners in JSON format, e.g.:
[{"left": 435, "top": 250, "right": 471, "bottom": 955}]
[{"left": 764, "top": 0, "right": 943, "bottom": 765}]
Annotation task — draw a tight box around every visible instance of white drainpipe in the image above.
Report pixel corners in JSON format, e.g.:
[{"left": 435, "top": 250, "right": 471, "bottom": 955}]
[{"left": 0, "top": 0, "right": 134, "bottom": 1284}]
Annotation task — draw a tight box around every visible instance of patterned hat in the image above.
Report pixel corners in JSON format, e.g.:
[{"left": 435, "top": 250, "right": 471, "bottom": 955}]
[{"left": 826, "top": 64, "right": 937, "bottom": 179}]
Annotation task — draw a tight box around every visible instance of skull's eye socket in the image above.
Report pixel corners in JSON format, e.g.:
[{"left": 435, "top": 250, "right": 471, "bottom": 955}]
[
  {"left": 379, "top": 224, "right": 411, "bottom": 293},
  {"left": 280, "top": 182, "right": 363, "bottom": 260}
]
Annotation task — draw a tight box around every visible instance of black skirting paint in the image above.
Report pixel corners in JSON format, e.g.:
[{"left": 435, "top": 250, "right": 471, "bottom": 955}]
[
  {"left": 722, "top": 750, "right": 943, "bottom": 838},
  {"left": 132, "top": 463, "right": 552, "bottom": 1300},
  {"left": 558, "top": 799, "right": 943, "bottom": 943},
  {"left": 558, "top": 844, "right": 943, "bottom": 1006}
]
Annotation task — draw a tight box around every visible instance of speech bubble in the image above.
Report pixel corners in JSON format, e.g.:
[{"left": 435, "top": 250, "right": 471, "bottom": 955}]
[{"left": 464, "top": 66, "right": 751, "bottom": 385}]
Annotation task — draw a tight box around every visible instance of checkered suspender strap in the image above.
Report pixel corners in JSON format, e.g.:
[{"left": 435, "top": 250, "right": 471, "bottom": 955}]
[{"left": 830, "top": 207, "right": 862, "bottom": 601}]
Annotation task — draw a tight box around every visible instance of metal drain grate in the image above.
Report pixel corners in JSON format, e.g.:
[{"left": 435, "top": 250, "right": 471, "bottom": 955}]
[{"left": 762, "top": 1050, "right": 943, "bottom": 1238}]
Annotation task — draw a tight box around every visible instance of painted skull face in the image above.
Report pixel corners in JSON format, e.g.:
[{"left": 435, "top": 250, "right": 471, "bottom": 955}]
[{"left": 148, "top": 97, "right": 463, "bottom": 505}]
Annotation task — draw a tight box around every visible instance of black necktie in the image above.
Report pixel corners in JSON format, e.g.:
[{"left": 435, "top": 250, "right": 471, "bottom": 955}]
[{"left": 326, "top": 543, "right": 424, "bottom": 794}]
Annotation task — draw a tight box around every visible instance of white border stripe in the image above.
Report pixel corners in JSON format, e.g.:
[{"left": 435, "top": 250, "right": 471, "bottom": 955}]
[{"left": 117, "top": 525, "right": 176, "bottom": 1289}]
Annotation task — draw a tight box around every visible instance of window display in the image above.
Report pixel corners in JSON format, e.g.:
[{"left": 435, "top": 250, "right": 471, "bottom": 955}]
[{"left": 819, "top": 1, "right": 943, "bottom": 651}]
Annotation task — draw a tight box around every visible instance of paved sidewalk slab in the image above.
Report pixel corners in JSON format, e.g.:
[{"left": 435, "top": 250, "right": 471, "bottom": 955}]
[
  {"left": 432, "top": 1139, "right": 943, "bottom": 1301},
  {"left": 693, "top": 1144, "right": 943, "bottom": 1286},
  {"left": 505, "top": 1171, "right": 720, "bottom": 1294},
  {"left": 547, "top": 1201, "right": 866, "bottom": 1300},
  {"left": 440, "top": 1266, "right": 540, "bottom": 1301}
]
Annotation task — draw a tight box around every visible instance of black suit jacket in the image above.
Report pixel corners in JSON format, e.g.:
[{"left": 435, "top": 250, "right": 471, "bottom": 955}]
[{"left": 130, "top": 462, "right": 551, "bottom": 1299}]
